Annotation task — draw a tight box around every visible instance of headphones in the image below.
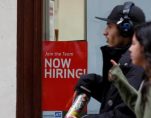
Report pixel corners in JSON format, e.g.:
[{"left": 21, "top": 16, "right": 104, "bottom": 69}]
[{"left": 117, "top": 2, "right": 135, "bottom": 37}]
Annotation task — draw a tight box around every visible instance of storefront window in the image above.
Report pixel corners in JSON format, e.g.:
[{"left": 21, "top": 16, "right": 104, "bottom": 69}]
[
  {"left": 43, "top": 0, "right": 86, "bottom": 41},
  {"left": 42, "top": 0, "right": 86, "bottom": 117}
]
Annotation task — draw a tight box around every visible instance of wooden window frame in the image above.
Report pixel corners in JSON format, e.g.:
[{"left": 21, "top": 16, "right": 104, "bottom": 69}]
[{"left": 17, "top": 0, "right": 42, "bottom": 117}]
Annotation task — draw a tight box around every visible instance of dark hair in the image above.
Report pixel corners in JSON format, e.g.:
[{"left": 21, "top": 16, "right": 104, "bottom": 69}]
[
  {"left": 134, "top": 21, "right": 151, "bottom": 108},
  {"left": 135, "top": 21, "right": 151, "bottom": 77}
]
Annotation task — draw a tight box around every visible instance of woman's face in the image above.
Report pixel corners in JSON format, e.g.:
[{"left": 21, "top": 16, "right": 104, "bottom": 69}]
[{"left": 129, "top": 34, "right": 145, "bottom": 67}]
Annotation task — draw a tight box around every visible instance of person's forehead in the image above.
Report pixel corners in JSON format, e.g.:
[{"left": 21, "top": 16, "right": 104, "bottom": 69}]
[{"left": 107, "top": 22, "right": 117, "bottom": 26}]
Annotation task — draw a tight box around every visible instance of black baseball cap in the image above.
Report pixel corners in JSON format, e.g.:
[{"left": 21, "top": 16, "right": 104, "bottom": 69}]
[{"left": 95, "top": 3, "right": 146, "bottom": 26}]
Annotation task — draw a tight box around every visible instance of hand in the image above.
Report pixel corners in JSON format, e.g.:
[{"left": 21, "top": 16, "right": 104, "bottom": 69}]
[
  {"left": 74, "top": 74, "right": 102, "bottom": 95},
  {"left": 108, "top": 59, "right": 118, "bottom": 81},
  {"left": 110, "top": 59, "right": 118, "bottom": 66}
]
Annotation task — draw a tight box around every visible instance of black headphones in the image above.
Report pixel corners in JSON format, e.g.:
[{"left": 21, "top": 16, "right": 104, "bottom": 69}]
[{"left": 117, "top": 2, "right": 135, "bottom": 37}]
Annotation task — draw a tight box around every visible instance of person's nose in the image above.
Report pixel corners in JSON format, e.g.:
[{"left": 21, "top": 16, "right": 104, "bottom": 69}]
[{"left": 103, "top": 29, "right": 108, "bottom": 36}]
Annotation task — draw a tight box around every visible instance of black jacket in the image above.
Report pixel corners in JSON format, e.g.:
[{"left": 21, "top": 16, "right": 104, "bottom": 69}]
[{"left": 75, "top": 45, "right": 144, "bottom": 118}]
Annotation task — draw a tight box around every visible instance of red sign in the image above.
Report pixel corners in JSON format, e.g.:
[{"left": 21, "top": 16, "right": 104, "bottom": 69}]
[{"left": 42, "top": 41, "right": 87, "bottom": 111}]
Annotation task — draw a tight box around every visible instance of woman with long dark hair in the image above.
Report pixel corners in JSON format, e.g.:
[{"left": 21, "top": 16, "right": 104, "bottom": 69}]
[{"left": 109, "top": 21, "right": 151, "bottom": 118}]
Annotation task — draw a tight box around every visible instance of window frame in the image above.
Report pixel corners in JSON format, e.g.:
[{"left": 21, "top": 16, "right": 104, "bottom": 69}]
[{"left": 17, "top": 0, "right": 42, "bottom": 117}]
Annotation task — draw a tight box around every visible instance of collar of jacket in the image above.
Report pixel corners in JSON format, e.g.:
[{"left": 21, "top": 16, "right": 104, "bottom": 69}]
[
  {"left": 100, "top": 45, "right": 130, "bottom": 61},
  {"left": 100, "top": 45, "right": 130, "bottom": 80}
]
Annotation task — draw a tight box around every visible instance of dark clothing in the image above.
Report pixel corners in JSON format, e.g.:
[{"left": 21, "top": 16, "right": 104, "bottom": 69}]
[{"left": 75, "top": 45, "right": 144, "bottom": 118}]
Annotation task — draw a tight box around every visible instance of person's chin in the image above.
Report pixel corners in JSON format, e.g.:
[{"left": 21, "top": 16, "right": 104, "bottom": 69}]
[
  {"left": 107, "top": 41, "right": 114, "bottom": 47},
  {"left": 107, "top": 43, "right": 114, "bottom": 47},
  {"left": 132, "top": 60, "right": 136, "bottom": 65}
]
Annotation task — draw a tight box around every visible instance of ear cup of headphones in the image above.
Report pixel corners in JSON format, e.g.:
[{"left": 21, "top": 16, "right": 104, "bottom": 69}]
[
  {"left": 117, "top": 2, "right": 135, "bottom": 37},
  {"left": 118, "top": 18, "right": 134, "bottom": 37}
]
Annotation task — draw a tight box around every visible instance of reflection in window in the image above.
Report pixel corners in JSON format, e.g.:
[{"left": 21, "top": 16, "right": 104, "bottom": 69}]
[{"left": 43, "top": 0, "right": 85, "bottom": 41}]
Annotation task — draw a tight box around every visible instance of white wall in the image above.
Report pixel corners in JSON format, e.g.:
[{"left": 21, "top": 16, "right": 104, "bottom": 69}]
[
  {"left": 58, "top": 0, "right": 85, "bottom": 41},
  {"left": 0, "top": 0, "right": 17, "bottom": 118}
]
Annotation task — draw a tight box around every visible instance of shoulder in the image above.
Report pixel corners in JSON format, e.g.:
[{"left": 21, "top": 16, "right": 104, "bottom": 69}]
[
  {"left": 118, "top": 50, "right": 144, "bottom": 89},
  {"left": 119, "top": 50, "right": 144, "bottom": 73},
  {"left": 118, "top": 50, "right": 131, "bottom": 65}
]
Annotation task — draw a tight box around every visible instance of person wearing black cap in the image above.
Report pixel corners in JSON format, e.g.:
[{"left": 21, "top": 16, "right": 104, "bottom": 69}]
[{"left": 74, "top": 1, "right": 146, "bottom": 118}]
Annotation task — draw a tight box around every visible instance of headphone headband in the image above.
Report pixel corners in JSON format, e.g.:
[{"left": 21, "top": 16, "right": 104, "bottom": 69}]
[
  {"left": 123, "top": 2, "right": 134, "bottom": 16},
  {"left": 117, "top": 2, "right": 135, "bottom": 37}
]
